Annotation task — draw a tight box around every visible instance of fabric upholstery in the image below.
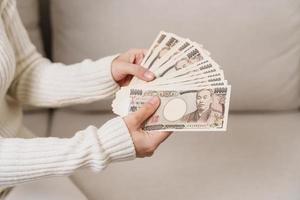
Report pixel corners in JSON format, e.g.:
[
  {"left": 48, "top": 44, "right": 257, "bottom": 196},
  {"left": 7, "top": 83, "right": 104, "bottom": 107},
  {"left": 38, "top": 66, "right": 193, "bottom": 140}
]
[
  {"left": 51, "top": 0, "right": 300, "bottom": 111},
  {"left": 5, "top": 177, "right": 87, "bottom": 200},
  {"left": 16, "top": 0, "right": 44, "bottom": 55},
  {"left": 22, "top": 110, "right": 49, "bottom": 137},
  {"left": 50, "top": 110, "right": 300, "bottom": 200}
]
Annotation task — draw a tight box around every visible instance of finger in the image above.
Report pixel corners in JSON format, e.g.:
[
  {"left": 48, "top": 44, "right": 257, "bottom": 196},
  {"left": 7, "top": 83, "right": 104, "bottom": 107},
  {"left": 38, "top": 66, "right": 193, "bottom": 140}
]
[
  {"left": 117, "top": 75, "right": 132, "bottom": 86},
  {"left": 128, "top": 48, "right": 148, "bottom": 55},
  {"left": 118, "top": 61, "right": 155, "bottom": 81},
  {"left": 120, "top": 49, "right": 148, "bottom": 64},
  {"left": 136, "top": 49, "right": 148, "bottom": 65},
  {"left": 130, "top": 96, "right": 160, "bottom": 125},
  {"left": 134, "top": 53, "right": 144, "bottom": 65},
  {"left": 129, "top": 53, "right": 136, "bottom": 63},
  {"left": 142, "top": 49, "right": 148, "bottom": 55},
  {"left": 149, "top": 131, "right": 173, "bottom": 147},
  {"left": 129, "top": 49, "right": 148, "bottom": 64}
]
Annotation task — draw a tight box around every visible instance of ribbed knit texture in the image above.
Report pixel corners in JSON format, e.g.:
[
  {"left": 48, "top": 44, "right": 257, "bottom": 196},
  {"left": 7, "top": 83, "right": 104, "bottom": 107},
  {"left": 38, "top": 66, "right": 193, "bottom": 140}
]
[{"left": 0, "top": 0, "right": 136, "bottom": 188}]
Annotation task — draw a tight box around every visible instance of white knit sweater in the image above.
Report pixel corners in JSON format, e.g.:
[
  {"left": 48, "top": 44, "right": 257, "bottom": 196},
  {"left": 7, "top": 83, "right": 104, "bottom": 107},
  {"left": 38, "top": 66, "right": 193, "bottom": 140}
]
[{"left": 0, "top": 0, "right": 136, "bottom": 188}]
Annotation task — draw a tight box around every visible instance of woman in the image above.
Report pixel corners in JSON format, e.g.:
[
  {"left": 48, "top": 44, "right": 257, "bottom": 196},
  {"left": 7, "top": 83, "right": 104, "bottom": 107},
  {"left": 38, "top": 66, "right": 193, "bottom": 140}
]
[{"left": 0, "top": 0, "right": 171, "bottom": 197}]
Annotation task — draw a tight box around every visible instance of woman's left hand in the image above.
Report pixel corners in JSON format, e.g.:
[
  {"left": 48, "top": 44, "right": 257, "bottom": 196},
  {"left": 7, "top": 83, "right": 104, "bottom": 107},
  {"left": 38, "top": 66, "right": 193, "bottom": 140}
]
[{"left": 111, "top": 49, "right": 155, "bottom": 86}]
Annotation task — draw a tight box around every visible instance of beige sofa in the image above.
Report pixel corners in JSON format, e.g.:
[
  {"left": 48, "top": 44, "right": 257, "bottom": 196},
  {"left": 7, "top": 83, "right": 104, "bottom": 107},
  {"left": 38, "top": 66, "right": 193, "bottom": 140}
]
[{"left": 17, "top": 0, "right": 300, "bottom": 199}]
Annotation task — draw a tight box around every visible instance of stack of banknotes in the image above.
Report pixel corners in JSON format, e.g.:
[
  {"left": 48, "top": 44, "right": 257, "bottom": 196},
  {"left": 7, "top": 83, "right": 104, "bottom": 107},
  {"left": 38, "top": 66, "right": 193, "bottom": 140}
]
[{"left": 112, "top": 31, "right": 231, "bottom": 131}]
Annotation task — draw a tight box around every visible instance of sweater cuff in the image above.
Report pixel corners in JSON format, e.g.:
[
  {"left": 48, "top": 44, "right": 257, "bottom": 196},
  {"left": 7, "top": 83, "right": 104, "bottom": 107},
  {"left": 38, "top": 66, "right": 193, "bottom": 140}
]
[{"left": 98, "top": 117, "right": 136, "bottom": 162}]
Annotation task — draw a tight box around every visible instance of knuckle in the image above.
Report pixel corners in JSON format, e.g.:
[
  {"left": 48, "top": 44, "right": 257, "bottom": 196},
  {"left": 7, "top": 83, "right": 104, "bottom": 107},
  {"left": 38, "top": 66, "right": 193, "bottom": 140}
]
[
  {"left": 130, "top": 115, "right": 140, "bottom": 125},
  {"left": 136, "top": 108, "right": 149, "bottom": 120},
  {"left": 138, "top": 66, "right": 146, "bottom": 74},
  {"left": 144, "top": 102, "right": 153, "bottom": 109},
  {"left": 112, "top": 59, "right": 121, "bottom": 67},
  {"left": 133, "top": 65, "right": 145, "bottom": 74},
  {"left": 146, "top": 152, "right": 154, "bottom": 157},
  {"left": 146, "top": 144, "right": 156, "bottom": 155},
  {"left": 126, "top": 114, "right": 138, "bottom": 126},
  {"left": 140, "top": 145, "right": 154, "bottom": 156},
  {"left": 144, "top": 103, "right": 155, "bottom": 112}
]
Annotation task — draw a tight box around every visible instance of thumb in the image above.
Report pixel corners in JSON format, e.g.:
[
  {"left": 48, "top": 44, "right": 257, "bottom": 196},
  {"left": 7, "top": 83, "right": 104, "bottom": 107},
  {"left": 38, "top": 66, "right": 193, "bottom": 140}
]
[{"left": 130, "top": 96, "right": 160, "bottom": 126}]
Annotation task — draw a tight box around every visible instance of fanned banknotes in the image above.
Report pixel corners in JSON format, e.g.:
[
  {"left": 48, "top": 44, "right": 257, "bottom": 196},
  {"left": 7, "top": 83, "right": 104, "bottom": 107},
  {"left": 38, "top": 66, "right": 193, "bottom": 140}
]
[{"left": 112, "top": 31, "right": 231, "bottom": 131}]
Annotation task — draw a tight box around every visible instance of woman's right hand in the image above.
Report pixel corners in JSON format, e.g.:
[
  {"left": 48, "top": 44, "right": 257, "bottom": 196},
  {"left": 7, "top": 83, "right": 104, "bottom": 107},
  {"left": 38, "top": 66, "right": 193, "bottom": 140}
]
[{"left": 123, "top": 96, "right": 172, "bottom": 157}]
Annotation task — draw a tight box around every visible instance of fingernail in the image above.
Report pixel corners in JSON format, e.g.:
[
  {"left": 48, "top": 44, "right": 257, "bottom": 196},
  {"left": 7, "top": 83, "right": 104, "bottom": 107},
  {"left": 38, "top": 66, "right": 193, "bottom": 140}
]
[
  {"left": 144, "top": 71, "right": 155, "bottom": 80},
  {"left": 148, "top": 96, "right": 159, "bottom": 105}
]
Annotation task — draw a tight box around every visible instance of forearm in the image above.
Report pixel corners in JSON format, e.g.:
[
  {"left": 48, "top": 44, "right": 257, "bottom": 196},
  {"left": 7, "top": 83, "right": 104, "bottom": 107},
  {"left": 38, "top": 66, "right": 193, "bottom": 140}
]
[
  {"left": 0, "top": 117, "right": 135, "bottom": 187},
  {"left": 9, "top": 53, "right": 120, "bottom": 107}
]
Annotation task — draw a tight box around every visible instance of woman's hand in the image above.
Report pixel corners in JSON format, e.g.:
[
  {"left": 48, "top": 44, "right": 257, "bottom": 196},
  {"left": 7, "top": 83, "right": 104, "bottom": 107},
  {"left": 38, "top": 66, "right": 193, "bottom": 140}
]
[
  {"left": 111, "top": 49, "right": 155, "bottom": 86},
  {"left": 123, "top": 96, "right": 172, "bottom": 157}
]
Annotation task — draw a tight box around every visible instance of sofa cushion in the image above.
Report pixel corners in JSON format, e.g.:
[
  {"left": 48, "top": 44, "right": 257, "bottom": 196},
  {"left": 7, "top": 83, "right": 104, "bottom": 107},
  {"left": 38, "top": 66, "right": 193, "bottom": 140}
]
[
  {"left": 23, "top": 110, "right": 49, "bottom": 137},
  {"left": 50, "top": 109, "right": 300, "bottom": 200},
  {"left": 6, "top": 177, "right": 87, "bottom": 200},
  {"left": 16, "top": 0, "right": 44, "bottom": 55},
  {"left": 51, "top": 0, "right": 300, "bottom": 111}
]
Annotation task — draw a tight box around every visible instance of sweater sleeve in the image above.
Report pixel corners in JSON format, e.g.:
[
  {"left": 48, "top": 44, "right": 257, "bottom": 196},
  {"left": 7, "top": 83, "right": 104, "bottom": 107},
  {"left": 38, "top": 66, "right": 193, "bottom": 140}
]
[
  {"left": 0, "top": 117, "right": 136, "bottom": 187},
  {"left": 2, "top": 0, "right": 119, "bottom": 107}
]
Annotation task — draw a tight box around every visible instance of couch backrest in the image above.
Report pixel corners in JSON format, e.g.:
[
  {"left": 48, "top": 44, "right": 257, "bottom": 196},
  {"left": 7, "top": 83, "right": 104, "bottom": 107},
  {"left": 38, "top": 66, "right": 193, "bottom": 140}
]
[
  {"left": 17, "top": 0, "right": 44, "bottom": 55},
  {"left": 22, "top": 0, "right": 300, "bottom": 112}
]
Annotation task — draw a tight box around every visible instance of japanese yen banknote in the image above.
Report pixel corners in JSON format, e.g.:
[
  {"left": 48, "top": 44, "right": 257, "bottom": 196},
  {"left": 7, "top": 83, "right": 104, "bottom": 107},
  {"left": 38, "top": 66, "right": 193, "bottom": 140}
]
[{"left": 112, "top": 31, "right": 231, "bottom": 131}]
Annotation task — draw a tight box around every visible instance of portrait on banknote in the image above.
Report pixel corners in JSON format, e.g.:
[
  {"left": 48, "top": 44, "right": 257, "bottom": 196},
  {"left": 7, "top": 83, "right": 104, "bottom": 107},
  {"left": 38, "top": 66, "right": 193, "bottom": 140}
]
[{"left": 181, "top": 89, "right": 224, "bottom": 127}]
